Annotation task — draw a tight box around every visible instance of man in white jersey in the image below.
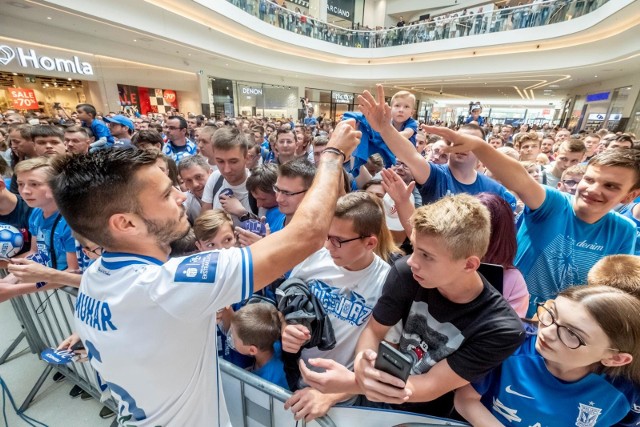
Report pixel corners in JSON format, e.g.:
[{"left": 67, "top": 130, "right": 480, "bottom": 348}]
[{"left": 48, "top": 121, "right": 360, "bottom": 426}]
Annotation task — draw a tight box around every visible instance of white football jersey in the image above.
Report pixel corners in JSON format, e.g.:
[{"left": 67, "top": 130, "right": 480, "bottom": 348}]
[{"left": 74, "top": 248, "right": 253, "bottom": 426}]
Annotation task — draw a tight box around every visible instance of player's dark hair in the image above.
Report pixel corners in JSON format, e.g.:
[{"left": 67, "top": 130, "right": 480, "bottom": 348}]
[{"left": 49, "top": 149, "right": 157, "bottom": 247}]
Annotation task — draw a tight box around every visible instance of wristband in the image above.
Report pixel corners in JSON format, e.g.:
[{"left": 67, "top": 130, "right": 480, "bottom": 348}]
[{"left": 321, "top": 147, "right": 346, "bottom": 163}]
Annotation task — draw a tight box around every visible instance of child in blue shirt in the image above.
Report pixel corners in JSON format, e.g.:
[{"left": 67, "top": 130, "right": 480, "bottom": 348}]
[
  {"left": 230, "top": 303, "right": 289, "bottom": 390},
  {"left": 390, "top": 90, "right": 418, "bottom": 145},
  {"left": 455, "top": 285, "right": 640, "bottom": 427}
]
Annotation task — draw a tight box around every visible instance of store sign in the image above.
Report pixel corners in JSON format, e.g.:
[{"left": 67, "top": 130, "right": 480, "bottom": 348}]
[
  {"left": 8, "top": 87, "right": 39, "bottom": 110},
  {"left": 0, "top": 44, "right": 93, "bottom": 75},
  {"left": 287, "top": 0, "right": 354, "bottom": 21},
  {"left": 241, "top": 87, "right": 263, "bottom": 96},
  {"left": 163, "top": 90, "right": 177, "bottom": 103},
  {"left": 588, "top": 113, "right": 621, "bottom": 121},
  {"left": 332, "top": 91, "right": 354, "bottom": 104},
  {"left": 585, "top": 91, "right": 610, "bottom": 103}
]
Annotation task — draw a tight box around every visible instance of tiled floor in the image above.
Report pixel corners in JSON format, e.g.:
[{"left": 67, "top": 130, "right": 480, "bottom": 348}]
[{"left": 0, "top": 300, "right": 113, "bottom": 427}]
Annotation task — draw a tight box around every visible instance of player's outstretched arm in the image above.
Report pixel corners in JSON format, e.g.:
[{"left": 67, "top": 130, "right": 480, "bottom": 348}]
[{"left": 250, "top": 120, "right": 361, "bottom": 290}]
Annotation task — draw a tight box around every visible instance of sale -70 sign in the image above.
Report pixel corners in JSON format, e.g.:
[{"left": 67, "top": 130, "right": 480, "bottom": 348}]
[{"left": 8, "top": 88, "right": 39, "bottom": 110}]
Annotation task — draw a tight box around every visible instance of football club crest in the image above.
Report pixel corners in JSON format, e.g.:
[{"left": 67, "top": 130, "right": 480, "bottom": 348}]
[{"left": 575, "top": 402, "right": 602, "bottom": 427}]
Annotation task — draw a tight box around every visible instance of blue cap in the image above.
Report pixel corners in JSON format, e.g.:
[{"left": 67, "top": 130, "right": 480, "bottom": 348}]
[{"left": 104, "top": 115, "right": 135, "bottom": 131}]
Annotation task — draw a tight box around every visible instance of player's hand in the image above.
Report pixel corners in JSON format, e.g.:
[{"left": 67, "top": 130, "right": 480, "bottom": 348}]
[
  {"left": 281, "top": 324, "right": 310, "bottom": 353},
  {"left": 358, "top": 84, "right": 392, "bottom": 133},
  {"left": 327, "top": 120, "right": 361, "bottom": 160},
  {"left": 354, "top": 349, "right": 411, "bottom": 404}
]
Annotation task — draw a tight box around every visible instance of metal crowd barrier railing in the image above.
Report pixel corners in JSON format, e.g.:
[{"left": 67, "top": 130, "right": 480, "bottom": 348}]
[
  {"left": 7, "top": 282, "right": 467, "bottom": 426},
  {"left": 6, "top": 285, "right": 118, "bottom": 413}
]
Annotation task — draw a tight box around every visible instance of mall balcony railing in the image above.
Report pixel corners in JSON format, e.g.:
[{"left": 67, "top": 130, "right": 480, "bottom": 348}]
[{"left": 225, "top": 0, "right": 609, "bottom": 48}]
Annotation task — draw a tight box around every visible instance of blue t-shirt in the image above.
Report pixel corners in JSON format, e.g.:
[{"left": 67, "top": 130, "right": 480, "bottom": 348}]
[
  {"left": 395, "top": 117, "right": 418, "bottom": 145},
  {"left": 162, "top": 139, "right": 198, "bottom": 163},
  {"left": 420, "top": 163, "right": 517, "bottom": 210},
  {"left": 303, "top": 117, "right": 318, "bottom": 127},
  {"left": 473, "top": 326, "right": 640, "bottom": 427},
  {"left": 265, "top": 206, "right": 285, "bottom": 232},
  {"left": 28, "top": 209, "right": 76, "bottom": 270},
  {"left": 86, "top": 119, "right": 115, "bottom": 147},
  {"left": 251, "top": 341, "right": 289, "bottom": 390},
  {"left": 515, "top": 188, "right": 636, "bottom": 317},
  {"left": 620, "top": 203, "right": 640, "bottom": 256}
]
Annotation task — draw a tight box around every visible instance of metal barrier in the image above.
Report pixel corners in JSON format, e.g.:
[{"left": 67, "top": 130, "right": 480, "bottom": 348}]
[
  {"left": 8, "top": 283, "right": 467, "bottom": 426},
  {"left": 8, "top": 285, "right": 117, "bottom": 413}
]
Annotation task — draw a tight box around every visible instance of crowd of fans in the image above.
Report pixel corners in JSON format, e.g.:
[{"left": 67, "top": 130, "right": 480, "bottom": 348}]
[
  {"left": 0, "top": 82, "right": 639, "bottom": 426},
  {"left": 227, "top": 0, "right": 608, "bottom": 48}
]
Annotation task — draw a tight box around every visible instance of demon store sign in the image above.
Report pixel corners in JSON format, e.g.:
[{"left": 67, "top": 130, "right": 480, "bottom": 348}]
[
  {"left": 118, "top": 84, "right": 179, "bottom": 115},
  {"left": 288, "top": 0, "right": 355, "bottom": 22},
  {"left": 0, "top": 44, "right": 93, "bottom": 76},
  {"left": 7, "top": 87, "right": 39, "bottom": 110}
]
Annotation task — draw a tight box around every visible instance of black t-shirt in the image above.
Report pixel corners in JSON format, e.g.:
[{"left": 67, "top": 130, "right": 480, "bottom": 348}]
[{"left": 373, "top": 256, "right": 525, "bottom": 382}]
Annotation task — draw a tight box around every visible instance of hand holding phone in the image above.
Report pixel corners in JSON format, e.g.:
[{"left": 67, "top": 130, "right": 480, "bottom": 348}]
[{"left": 374, "top": 341, "right": 412, "bottom": 384}]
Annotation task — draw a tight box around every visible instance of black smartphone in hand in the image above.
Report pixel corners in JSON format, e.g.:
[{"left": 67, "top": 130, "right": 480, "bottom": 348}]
[{"left": 374, "top": 341, "right": 412, "bottom": 384}]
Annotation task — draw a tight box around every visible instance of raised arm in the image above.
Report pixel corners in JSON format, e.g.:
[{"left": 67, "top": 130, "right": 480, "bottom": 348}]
[
  {"left": 425, "top": 126, "right": 546, "bottom": 210},
  {"left": 358, "top": 85, "right": 431, "bottom": 185},
  {"left": 250, "top": 120, "right": 361, "bottom": 290}
]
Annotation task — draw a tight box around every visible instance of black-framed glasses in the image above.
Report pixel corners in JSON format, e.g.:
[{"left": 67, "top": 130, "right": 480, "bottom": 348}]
[
  {"left": 537, "top": 303, "right": 622, "bottom": 352},
  {"left": 327, "top": 235, "right": 365, "bottom": 248},
  {"left": 273, "top": 185, "right": 307, "bottom": 197},
  {"left": 536, "top": 303, "right": 586, "bottom": 349},
  {"left": 83, "top": 246, "right": 104, "bottom": 257}
]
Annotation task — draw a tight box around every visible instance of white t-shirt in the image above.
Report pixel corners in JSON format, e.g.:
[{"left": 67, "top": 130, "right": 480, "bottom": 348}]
[
  {"left": 74, "top": 248, "right": 254, "bottom": 426},
  {"left": 290, "top": 248, "right": 390, "bottom": 369},
  {"left": 201, "top": 170, "right": 252, "bottom": 222}
]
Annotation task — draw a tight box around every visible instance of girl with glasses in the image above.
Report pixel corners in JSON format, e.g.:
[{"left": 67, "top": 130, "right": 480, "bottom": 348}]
[{"left": 454, "top": 285, "right": 640, "bottom": 426}]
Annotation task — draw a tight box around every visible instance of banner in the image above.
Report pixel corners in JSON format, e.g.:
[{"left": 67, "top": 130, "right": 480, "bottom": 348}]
[{"left": 8, "top": 87, "right": 39, "bottom": 110}]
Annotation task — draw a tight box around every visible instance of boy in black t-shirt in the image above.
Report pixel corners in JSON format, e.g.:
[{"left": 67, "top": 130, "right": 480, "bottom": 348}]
[{"left": 299, "top": 193, "right": 524, "bottom": 417}]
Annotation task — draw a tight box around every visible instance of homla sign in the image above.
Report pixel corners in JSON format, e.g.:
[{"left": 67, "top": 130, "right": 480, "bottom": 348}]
[{"left": 0, "top": 44, "right": 94, "bottom": 76}]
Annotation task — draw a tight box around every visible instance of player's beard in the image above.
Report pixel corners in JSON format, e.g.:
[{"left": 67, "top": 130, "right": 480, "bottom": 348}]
[{"left": 143, "top": 207, "right": 191, "bottom": 251}]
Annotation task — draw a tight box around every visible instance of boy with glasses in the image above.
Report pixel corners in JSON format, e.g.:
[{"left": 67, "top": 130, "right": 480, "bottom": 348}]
[
  {"left": 282, "top": 192, "right": 393, "bottom": 422},
  {"left": 270, "top": 158, "right": 315, "bottom": 233},
  {"left": 557, "top": 164, "right": 586, "bottom": 196}
]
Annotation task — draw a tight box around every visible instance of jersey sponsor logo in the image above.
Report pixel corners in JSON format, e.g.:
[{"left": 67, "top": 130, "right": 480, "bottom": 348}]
[
  {"left": 75, "top": 292, "right": 117, "bottom": 331},
  {"left": 308, "top": 280, "right": 373, "bottom": 326},
  {"left": 505, "top": 385, "right": 535, "bottom": 400},
  {"left": 174, "top": 251, "right": 219, "bottom": 283},
  {"left": 492, "top": 397, "right": 522, "bottom": 423},
  {"left": 576, "top": 402, "right": 602, "bottom": 427}
]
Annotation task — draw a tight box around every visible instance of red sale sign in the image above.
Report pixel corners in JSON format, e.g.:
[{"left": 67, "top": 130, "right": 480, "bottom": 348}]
[{"left": 8, "top": 88, "right": 39, "bottom": 110}]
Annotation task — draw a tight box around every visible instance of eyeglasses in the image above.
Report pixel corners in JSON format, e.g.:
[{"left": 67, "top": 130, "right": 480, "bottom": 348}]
[
  {"left": 562, "top": 179, "right": 579, "bottom": 187},
  {"left": 273, "top": 185, "right": 307, "bottom": 197},
  {"left": 327, "top": 235, "right": 365, "bottom": 248},
  {"left": 82, "top": 246, "right": 104, "bottom": 256},
  {"left": 536, "top": 303, "right": 587, "bottom": 349}
]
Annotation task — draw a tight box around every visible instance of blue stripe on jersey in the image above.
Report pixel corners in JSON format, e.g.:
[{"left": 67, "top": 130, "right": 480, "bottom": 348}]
[
  {"left": 246, "top": 247, "right": 254, "bottom": 298},
  {"left": 101, "top": 252, "right": 164, "bottom": 269},
  {"left": 240, "top": 248, "right": 247, "bottom": 301}
]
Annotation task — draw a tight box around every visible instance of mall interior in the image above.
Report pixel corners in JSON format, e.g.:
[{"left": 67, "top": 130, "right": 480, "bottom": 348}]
[{"left": 0, "top": 0, "right": 639, "bottom": 426}]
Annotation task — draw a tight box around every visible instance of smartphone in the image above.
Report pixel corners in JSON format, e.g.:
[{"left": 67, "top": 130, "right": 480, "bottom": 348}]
[{"left": 374, "top": 341, "right": 412, "bottom": 384}]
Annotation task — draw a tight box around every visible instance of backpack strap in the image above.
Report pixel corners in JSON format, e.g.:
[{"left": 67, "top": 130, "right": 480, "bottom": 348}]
[{"left": 211, "top": 174, "right": 225, "bottom": 202}]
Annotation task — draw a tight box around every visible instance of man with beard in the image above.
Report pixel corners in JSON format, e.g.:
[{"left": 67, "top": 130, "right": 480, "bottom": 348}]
[{"left": 48, "top": 120, "right": 360, "bottom": 426}]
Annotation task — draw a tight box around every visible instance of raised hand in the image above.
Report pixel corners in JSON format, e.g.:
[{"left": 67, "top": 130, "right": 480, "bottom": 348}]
[{"left": 358, "top": 84, "right": 392, "bottom": 132}]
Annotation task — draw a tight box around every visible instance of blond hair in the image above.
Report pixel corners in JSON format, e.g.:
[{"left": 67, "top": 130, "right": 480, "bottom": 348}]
[
  {"left": 587, "top": 255, "right": 640, "bottom": 299},
  {"left": 193, "top": 209, "right": 233, "bottom": 242},
  {"left": 14, "top": 157, "right": 54, "bottom": 180},
  {"left": 410, "top": 194, "right": 490, "bottom": 260},
  {"left": 391, "top": 90, "right": 416, "bottom": 108}
]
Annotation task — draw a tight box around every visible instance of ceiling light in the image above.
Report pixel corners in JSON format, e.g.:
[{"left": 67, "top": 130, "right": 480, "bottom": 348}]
[{"left": 47, "top": 16, "right": 52, "bottom": 20}]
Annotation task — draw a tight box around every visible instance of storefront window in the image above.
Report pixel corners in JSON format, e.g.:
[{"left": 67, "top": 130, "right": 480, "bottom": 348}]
[
  {"left": 605, "top": 86, "right": 632, "bottom": 131},
  {"left": 626, "top": 89, "right": 640, "bottom": 136},
  {"left": 211, "top": 78, "right": 234, "bottom": 119}
]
